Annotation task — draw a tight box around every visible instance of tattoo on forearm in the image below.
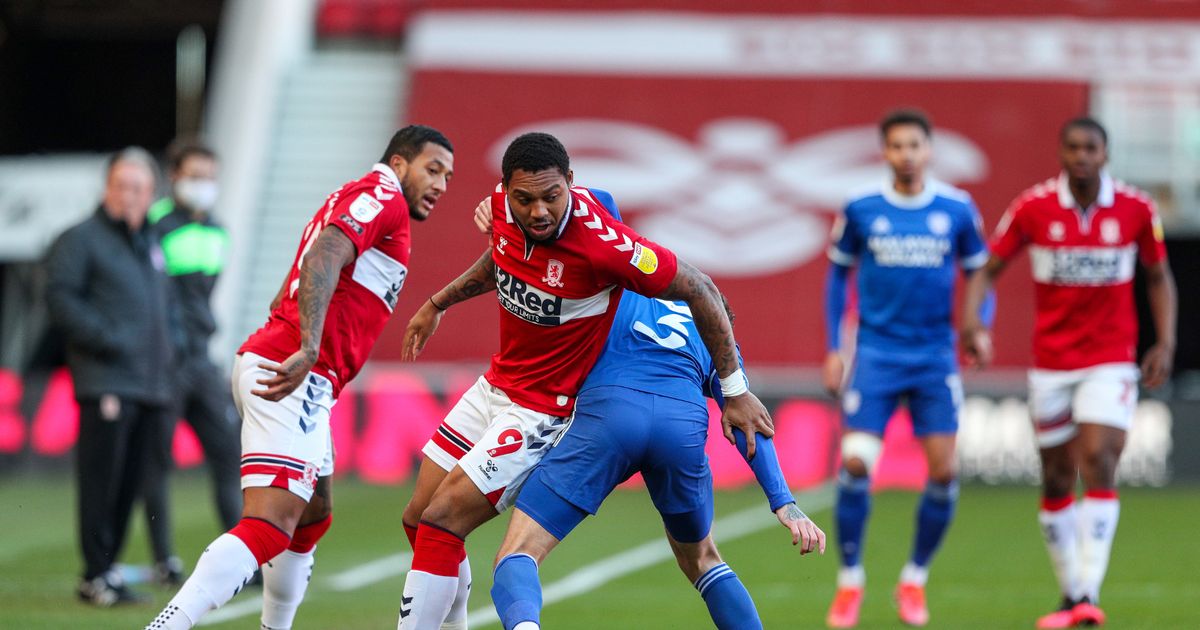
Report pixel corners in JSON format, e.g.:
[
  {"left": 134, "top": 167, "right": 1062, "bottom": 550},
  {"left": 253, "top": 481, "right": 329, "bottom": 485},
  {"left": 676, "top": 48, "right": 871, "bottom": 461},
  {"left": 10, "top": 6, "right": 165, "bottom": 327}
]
[
  {"left": 785, "top": 503, "right": 807, "bottom": 522},
  {"left": 438, "top": 248, "right": 497, "bottom": 307},
  {"left": 298, "top": 229, "right": 355, "bottom": 360},
  {"left": 660, "top": 262, "right": 739, "bottom": 376}
]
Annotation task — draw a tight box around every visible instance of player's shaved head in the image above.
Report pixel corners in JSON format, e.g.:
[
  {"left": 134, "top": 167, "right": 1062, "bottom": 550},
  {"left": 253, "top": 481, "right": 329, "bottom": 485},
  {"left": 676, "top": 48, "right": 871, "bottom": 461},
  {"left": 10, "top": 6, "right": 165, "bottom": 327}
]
[
  {"left": 502, "top": 132, "right": 570, "bottom": 185},
  {"left": 1060, "top": 117, "right": 1107, "bottom": 147},
  {"left": 379, "top": 125, "right": 453, "bottom": 164},
  {"left": 880, "top": 109, "right": 932, "bottom": 140}
]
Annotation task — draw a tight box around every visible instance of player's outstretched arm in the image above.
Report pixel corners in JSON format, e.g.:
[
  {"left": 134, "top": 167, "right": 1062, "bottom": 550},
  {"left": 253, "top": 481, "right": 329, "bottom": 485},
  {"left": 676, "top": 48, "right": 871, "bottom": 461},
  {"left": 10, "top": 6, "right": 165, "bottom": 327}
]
[
  {"left": 402, "top": 247, "right": 497, "bottom": 361},
  {"left": 1141, "top": 260, "right": 1177, "bottom": 388},
  {"left": 960, "top": 255, "right": 1006, "bottom": 369},
  {"left": 659, "top": 260, "right": 773, "bottom": 458},
  {"left": 255, "top": 226, "right": 356, "bottom": 401}
]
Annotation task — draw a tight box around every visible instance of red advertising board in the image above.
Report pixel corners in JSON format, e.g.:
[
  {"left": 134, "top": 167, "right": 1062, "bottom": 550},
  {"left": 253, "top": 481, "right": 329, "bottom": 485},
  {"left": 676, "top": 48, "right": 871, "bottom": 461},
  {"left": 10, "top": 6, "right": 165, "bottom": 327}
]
[{"left": 380, "top": 11, "right": 1093, "bottom": 367}]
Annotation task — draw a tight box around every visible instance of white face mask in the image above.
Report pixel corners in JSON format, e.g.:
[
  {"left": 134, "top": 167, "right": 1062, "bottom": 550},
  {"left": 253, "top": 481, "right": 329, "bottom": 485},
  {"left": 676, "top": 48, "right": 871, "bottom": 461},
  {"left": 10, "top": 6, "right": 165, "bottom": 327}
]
[{"left": 175, "top": 178, "right": 219, "bottom": 212}]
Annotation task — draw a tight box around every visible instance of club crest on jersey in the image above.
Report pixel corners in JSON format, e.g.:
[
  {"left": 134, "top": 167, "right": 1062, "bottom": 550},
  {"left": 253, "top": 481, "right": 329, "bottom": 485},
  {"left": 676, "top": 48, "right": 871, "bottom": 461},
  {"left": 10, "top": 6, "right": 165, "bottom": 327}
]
[
  {"left": 630, "top": 243, "right": 659, "bottom": 274},
  {"left": 349, "top": 193, "right": 384, "bottom": 223},
  {"left": 1048, "top": 221, "right": 1066, "bottom": 241},
  {"left": 1100, "top": 218, "right": 1121, "bottom": 244},
  {"left": 927, "top": 211, "right": 951, "bottom": 236},
  {"left": 541, "top": 259, "right": 565, "bottom": 287},
  {"left": 870, "top": 215, "right": 892, "bottom": 234}
]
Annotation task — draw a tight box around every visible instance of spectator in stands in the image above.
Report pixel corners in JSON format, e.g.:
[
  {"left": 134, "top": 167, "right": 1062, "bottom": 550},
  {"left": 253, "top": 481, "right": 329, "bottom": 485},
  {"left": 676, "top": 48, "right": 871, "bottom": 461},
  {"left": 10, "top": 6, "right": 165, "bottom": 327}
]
[
  {"left": 140, "top": 139, "right": 241, "bottom": 586},
  {"left": 45, "top": 147, "right": 175, "bottom": 606}
]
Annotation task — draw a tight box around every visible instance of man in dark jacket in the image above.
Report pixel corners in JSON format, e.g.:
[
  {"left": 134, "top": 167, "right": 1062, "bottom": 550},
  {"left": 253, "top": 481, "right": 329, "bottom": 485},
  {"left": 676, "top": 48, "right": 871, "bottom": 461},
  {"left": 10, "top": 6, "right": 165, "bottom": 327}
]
[
  {"left": 140, "top": 140, "right": 241, "bottom": 586},
  {"left": 45, "top": 146, "right": 174, "bottom": 606}
]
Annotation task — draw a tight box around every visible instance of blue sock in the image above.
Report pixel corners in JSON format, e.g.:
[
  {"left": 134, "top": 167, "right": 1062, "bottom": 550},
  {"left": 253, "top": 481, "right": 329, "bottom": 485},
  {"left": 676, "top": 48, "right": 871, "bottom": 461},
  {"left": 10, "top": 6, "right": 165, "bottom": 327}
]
[
  {"left": 491, "top": 554, "right": 541, "bottom": 630},
  {"left": 836, "top": 468, "right": 872, "bottom": 568},
  {"left": 694, "top": 563, "right": 762, "bottom": 630},
  {"left": 911, "top": 479, "right": 958, "bottom": 567}
]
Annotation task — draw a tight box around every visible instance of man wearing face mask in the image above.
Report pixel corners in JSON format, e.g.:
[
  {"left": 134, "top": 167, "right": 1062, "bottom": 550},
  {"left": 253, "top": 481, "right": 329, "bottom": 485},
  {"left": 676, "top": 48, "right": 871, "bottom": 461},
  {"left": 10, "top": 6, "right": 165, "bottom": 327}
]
[
  {"left": 140, "top": 140, "right": 241, "bottom": 586},
  {"left": 45, "top": 147, "right": 174, "bottom": 606}
]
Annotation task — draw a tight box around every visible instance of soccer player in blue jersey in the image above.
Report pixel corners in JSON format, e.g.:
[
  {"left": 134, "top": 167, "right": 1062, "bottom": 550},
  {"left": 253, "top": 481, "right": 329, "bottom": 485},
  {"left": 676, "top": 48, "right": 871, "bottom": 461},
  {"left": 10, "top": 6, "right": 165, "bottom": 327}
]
[
  {"left": 822, "top": 110, "right": 992, "bottom": 628},
  {"left": 473, "top": 193, "right": 826, "bottom": 630}
]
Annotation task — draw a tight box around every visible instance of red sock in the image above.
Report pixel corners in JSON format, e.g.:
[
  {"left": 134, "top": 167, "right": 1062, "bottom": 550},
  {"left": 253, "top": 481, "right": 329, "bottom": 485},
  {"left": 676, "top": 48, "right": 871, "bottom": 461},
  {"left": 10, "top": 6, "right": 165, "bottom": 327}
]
[
  {"left": 289, "top": 514, "right": 333, "bottom": 553},
  {"left": 230, "top": 517, "right": 292, "bottom": 565},
  {"left": 411, "top": 521, "right": 466, "bottom": 577},
  {"left": 1040, "top": 495, "right": 1074, "bottom": 512},
  {"left": 404, "top": 522, "right": 419, "bottom": 549},
  {"left": 1084, "top": 488, "right": 1118, "bottom": 500}
]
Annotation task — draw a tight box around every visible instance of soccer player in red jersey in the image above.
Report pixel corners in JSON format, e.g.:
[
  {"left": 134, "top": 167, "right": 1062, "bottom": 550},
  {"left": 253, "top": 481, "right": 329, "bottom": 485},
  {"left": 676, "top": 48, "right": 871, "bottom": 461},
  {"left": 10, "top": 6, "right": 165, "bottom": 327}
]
[
  {"left": 394, "top": 132, "right": 774, "bottom": 630},
  {"left": 961, "top": 118, "right": 1177, "bottom": 629},
  {"left": 146, "top": 126, "right": 454, "bottom": 630}
]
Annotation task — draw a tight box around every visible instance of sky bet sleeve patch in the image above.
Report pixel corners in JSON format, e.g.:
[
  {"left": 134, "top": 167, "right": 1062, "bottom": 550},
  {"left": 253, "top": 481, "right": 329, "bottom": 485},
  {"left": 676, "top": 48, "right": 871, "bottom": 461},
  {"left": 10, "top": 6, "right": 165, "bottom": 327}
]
[
  {"left": 349, "top": 193, "right": 384, "bottom": 223},
  {"left": 630, "top": 243, "right": 659, "bottom": 274}
]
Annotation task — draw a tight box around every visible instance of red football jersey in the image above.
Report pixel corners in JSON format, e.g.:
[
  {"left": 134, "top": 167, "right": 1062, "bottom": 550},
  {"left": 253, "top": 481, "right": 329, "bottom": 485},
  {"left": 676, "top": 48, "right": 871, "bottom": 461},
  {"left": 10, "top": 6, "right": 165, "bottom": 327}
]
[
  {"left": 240, "top": 164, "right": 412, "bottom": 397},
  {"left": 991, "top": 172, "right": 1167, "bottom": 370},
  {"left": 484, "top": 185, "right": 678, "bottom": 415}
]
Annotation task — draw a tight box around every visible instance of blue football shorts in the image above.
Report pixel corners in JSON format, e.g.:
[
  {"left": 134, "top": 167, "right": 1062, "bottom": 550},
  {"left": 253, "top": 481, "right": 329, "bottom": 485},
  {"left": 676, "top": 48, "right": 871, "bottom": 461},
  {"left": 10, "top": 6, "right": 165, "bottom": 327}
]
[
  {"left": 842, "top": 346, "right": 962, "bottom": 437},
  {"left": 515, "top": 385, "right": 715, "bottom": 543}
]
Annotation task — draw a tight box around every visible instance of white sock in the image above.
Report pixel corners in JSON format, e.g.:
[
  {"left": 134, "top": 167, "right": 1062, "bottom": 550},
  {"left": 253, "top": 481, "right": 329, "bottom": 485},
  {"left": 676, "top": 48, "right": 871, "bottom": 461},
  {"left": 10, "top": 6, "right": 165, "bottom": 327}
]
[
  {"left": 261, "top": 548, "right": 316, "bottom": 629},
  {"left": 1077, "top": 496, "right": 1120, "bottom": 603},
  {"left": 1038, "top": 503, "right": 1081, "bottom": 601},
  {"left": 147, "top": 533, "right": 260, "bottom": 629},
  {"left": 399, "top": 570, "right": 459, "bottom": 630},
  {"left": 439, "top": 556, "right": 472, "bottom": 630},
  {"left": 837, "top": 565, "right": 865, "bottom": 589},
  {"left": 514, "top": 623, "right": 539, "bottom": 630},
  {"left": 899, "top": 562, "right": 929, "bottom": 587}
]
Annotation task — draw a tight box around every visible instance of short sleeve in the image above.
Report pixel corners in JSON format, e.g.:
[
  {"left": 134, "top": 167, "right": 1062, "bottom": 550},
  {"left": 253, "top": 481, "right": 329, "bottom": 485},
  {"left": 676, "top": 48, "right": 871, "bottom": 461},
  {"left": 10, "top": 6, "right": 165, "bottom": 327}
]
[
  {"left": 588, "top": 210, "right": 679, "bottom": 297},
  {"left": 827, "top": 205, "right": 859, "bottom": 267},
  {"left": 989, "top": 198, "right": 1029, "bottom": 262},
  {"left": 328, "top": 189, "right": 404, "bottom": 254},
  {"left": 1137, "top": 200, "right": 1168, "bottom": 266},
  {"left": 958, "top": 201, "right": 990, "bottom": 270}
]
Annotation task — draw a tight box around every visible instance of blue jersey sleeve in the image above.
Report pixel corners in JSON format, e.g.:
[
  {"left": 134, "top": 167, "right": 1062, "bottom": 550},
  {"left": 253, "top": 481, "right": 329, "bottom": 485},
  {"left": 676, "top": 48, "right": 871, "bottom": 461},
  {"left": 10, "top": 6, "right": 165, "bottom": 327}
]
[
  {"left": 590, "top": 188, "right": 622, "bottom": 222},
  {"left": 733, "top": 429, "right": 794, "bottom": 512},
  {"left": 827, "top": 205, "right": 859, "bottom": 267},
  {"left": 824, "top": 263, "right": 850, "bottom": 351},
  {"left": 957, "top": 201, "right": 989, "bottom": 271}
]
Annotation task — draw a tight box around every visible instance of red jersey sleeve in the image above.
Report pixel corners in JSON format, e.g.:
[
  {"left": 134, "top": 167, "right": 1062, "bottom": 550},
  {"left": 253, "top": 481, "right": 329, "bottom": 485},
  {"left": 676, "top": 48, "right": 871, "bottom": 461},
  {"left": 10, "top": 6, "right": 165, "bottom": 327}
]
[
  {"left": 328, "top": 188, "right": 405, "bottom": 254},
  {"left": 1137, "top": 200, "right": 1168, "bottom": 266},
  {"left": 587, "top": 214, "right": 679, "bottom": 296},
  {"left": 990, "top": 198, "right": 1029, "bottom": 262}
]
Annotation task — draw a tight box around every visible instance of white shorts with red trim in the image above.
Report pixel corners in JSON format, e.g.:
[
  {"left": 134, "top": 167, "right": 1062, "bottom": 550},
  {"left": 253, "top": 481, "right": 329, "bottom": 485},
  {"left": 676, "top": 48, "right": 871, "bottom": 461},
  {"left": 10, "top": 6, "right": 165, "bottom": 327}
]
[
  {"left": 1028, "top": 362, "right": 1139, "bottom": 448},
  {"left": 422, "top": 375, "right": 572, "bottom": 513},
  {"left": 232, "top": 352, "right": 335, "bottom": 502}
]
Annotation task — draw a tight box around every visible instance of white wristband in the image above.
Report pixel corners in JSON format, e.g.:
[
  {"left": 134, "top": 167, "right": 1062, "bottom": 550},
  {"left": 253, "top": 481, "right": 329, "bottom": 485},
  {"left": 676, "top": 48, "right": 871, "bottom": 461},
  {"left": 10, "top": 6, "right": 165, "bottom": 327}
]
[{"left": 719, "top": 368, "right": 749, "bottom": 397}]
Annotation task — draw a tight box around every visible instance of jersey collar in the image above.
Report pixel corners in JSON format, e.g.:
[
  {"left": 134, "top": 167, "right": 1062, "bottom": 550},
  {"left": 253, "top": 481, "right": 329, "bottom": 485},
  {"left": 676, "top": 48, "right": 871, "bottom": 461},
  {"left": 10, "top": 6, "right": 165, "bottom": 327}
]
[
  {"left": 1056, "top": 170, "right": 1114, "bottom": 211},
  {"left": 372, "top": 163, "right": 402, "bottom": 191},
  {"left": 881, "top": 177, "right": 937, "bottom": 209}
]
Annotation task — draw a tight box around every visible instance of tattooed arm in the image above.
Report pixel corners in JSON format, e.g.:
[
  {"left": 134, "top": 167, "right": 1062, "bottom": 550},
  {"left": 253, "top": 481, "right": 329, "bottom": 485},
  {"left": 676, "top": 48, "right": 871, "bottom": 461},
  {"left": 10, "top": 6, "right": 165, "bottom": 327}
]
[
  {"left": 775, "top": 502, "right": 827, "bottom": 555},
  {"left": 403, "top": 247, "right": 497, "bottom": 361},
  {"left": 658, "top": 260, "right": 773, "bottom": 458},
  {"left": 254, "top": 226, "right": 356, "bottom": 401}
]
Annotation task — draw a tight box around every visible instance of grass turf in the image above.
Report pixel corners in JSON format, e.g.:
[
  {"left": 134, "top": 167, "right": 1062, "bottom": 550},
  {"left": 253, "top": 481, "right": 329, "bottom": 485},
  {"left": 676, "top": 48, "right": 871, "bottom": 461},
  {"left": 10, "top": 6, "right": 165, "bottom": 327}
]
[{"left": 1, "top": 472, "right": 1197, "bottom": 629}]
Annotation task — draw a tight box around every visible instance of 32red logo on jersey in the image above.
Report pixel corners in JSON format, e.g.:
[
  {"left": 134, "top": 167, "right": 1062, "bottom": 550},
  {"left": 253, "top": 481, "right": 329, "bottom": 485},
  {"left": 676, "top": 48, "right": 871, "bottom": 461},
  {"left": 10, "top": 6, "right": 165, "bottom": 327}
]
[{"left": 487, "top": 428, "right": 524, "bottom": 457}]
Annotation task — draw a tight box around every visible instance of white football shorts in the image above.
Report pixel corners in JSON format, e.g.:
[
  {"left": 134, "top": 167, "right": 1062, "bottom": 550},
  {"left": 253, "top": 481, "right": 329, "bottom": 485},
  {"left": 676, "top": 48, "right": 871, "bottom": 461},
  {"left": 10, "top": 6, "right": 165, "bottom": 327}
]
[
  {"left": 232, "top": 352, "right": 335, "bottom": 502},
  {"left": 422, "top": 375, "right": 572, "bottom": 513},
  {"left": 1027, "top": 362, "right": 1140, "bottom": 448}
]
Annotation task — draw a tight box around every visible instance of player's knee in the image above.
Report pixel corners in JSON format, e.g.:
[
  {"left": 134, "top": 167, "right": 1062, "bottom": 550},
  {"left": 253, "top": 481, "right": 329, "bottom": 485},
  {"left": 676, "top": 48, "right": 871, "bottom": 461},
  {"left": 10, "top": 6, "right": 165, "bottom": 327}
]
[
  {"left": 841, "top": 432, "right": 882, "bottom": 477},
  {"left": 927, "top": 462, "right": 957, "bottom": 485},
  {"left": 1079, "top": 447, "right": 1118, "bottom": 486}
]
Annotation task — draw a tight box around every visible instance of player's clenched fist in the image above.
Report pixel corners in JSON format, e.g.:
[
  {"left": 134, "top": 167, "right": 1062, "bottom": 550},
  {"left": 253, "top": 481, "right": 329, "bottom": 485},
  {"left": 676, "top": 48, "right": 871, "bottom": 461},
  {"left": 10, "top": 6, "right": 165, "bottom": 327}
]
[{"left": 776, "top": 502, "right": 826, "bottom": 555}]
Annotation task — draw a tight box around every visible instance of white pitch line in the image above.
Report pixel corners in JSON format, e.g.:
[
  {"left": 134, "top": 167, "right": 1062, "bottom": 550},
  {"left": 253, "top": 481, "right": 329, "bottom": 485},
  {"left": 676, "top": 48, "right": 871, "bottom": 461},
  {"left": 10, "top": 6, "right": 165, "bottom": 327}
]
[
  {"left": 199, "top": 551, "right": 412, "bottom": 625},
  {"left": 466, "top": 484, "right": 835, "bottom": 628}
]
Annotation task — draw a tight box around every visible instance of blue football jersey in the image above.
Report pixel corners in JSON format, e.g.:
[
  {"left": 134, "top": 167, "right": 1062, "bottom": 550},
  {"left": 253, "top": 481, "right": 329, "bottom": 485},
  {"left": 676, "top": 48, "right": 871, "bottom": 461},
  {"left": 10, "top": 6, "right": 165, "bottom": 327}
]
[{"left": 828, "top": 179, "right": 988, "bottom": 355}]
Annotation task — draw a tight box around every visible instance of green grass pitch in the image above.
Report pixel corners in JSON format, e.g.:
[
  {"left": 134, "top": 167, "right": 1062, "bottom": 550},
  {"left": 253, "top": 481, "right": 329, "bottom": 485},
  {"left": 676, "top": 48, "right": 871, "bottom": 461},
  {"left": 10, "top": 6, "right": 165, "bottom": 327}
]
[{"left": 2, "top": 473, "right": 1197, "bottom": 629}]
